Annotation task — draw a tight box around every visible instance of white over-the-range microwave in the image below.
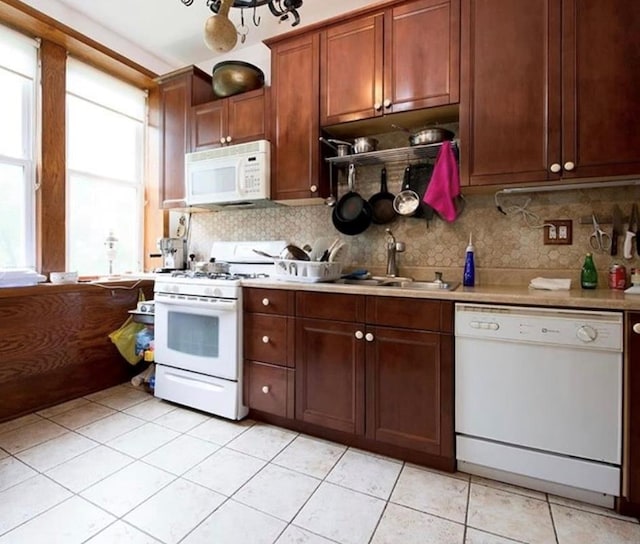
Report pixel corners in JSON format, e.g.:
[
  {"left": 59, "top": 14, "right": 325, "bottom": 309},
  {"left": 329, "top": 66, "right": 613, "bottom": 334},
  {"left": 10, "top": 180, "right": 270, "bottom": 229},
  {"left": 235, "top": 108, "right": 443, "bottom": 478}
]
[{"left": 185, "top": 139, "right": 270, "bottom": 208}]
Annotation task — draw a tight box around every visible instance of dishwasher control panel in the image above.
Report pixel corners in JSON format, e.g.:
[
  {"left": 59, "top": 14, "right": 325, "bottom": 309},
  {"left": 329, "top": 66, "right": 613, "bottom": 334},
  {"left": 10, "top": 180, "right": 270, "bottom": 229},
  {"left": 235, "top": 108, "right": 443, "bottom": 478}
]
[{"left": 455, "top": 304, "right": 623, "bottom": 351}]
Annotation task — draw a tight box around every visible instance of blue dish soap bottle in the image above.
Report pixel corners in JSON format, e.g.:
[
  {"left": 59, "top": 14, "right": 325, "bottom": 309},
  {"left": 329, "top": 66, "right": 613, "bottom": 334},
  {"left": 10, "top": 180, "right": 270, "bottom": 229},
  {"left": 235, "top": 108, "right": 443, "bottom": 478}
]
[{"left": 463, "top": 233, "right": 475, "bottom": 287}]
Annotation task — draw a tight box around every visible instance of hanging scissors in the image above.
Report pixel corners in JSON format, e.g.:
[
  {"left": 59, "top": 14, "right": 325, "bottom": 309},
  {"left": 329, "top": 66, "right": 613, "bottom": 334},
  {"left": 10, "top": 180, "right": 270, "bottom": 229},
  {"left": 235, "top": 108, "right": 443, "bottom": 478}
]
[{"left": 589, "top": 214, "right": 612, "bottom": 252}]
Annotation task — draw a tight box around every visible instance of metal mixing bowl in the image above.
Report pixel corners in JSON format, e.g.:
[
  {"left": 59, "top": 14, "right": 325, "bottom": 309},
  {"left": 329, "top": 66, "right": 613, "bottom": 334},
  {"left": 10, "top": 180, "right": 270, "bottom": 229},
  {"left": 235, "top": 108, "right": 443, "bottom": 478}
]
[{"left": 211, "top": 61, "right": 265, "bottom": 98}]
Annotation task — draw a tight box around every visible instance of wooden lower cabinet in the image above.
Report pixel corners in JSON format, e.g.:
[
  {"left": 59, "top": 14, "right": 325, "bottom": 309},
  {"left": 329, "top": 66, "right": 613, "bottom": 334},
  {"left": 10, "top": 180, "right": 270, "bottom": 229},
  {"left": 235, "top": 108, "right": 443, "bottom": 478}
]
[
  {"left": 621, "top": 311, "right": 640, "bottom": 517},
  {"left": 244, "top": 360, "right": 294, "bottom": 419},
  {"left": 366, "top": 326, "right": 452, "bottom": 456},
  {"left": 295, "top": 318, "right": 365, "bottom": 434},
  {"left": 292, "top": 292, "right": 454, "bottom": 462}
]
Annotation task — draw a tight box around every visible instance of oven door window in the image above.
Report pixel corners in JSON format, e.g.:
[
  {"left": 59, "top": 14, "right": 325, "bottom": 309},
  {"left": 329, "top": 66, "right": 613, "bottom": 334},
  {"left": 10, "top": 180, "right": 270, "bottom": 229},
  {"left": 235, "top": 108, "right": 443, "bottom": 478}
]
[{"left": 168, "top": 312, "right": 220, "bottom": 357}]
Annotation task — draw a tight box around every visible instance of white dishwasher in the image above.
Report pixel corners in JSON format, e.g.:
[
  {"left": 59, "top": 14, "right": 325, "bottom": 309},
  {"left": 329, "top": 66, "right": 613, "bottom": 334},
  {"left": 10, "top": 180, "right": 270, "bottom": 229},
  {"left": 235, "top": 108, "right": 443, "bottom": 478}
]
[{"left": 455, "top": 303, "right": 623, "bottom": 507}]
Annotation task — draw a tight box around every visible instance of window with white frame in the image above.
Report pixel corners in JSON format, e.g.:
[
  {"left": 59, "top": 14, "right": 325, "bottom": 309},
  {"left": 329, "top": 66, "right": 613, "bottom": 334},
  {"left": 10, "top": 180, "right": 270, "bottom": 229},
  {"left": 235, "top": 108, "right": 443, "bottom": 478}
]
[
  {"left": 66, "top": 57, "right": 146, "bottom": 276},
  {"left": 0, "top": 25, "right": 38, "bottom": 269}
]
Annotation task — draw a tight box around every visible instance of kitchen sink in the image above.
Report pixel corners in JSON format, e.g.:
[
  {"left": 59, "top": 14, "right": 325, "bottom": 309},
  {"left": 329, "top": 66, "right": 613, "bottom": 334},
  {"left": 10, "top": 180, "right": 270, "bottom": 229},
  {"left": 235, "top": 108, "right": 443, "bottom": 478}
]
[{"left": 337, "top": 276, "right": 459, "bottom": 291}]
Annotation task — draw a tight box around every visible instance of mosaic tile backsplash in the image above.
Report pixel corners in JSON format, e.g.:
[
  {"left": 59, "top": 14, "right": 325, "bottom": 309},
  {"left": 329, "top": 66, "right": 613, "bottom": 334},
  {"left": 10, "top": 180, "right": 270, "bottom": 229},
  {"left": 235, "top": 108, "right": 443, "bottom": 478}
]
[
  {"left": 186, "top": 181, "right": 639, "bottom": 287},
  {"left": 184, "top": 133, "right": 640, "bottom": 286}
]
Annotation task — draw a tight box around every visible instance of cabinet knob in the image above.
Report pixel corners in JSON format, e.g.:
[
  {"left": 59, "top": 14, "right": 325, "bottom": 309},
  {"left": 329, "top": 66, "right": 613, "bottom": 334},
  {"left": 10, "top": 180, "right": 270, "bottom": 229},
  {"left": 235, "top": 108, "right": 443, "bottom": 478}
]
[
  {"left": 262, "top": 335, "right": 269, "bottom": 344},
  {"left": 310, "top": 184, "right": 318, "bottom": 193},
  {"left": 383, "top": 99, "right": 392, "bottom": 108},
  {"left": 355, "top": 330, "right": 364, "bottom": 340},
  {"left": 220, "top": 137, "right": 226, "bottom": 145},
  {"left": 374, "top": 102, "right": 382, "bottom": 111},
  {"left": 365, "top": 332, "right": 374, "bottom": 342},
  {"left": 563, "top": 161, "right": 575, "bottom": 171},
  {"left": 633, "top": 323, "right": 640, "bottom": 334},
  {"left": 226, "top": 136, "right": 233, "bottom": 143},
  {"left": 262, "top": 385, "right": 270, "bottom": 394},
  {"left": 262, "top": 298, "right": 269, "bottom": 306},
  {"left": 549, "top": 163, "right": 562, "bottom": 173}
]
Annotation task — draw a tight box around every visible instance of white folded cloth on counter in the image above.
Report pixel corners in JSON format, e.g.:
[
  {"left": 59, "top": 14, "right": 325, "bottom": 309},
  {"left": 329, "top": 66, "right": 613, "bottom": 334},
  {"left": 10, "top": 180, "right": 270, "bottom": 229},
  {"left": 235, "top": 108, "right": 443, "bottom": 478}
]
[{"left": 529, "top": 277, "right": 572, "bottom": 291}]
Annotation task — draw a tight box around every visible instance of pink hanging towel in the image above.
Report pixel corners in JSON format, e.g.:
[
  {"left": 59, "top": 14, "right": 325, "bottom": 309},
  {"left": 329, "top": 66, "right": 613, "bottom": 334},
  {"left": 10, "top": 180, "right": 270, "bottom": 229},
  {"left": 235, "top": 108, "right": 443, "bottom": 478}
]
[{"left": 422, "top": 141, "right": 460, "bottom": 222}]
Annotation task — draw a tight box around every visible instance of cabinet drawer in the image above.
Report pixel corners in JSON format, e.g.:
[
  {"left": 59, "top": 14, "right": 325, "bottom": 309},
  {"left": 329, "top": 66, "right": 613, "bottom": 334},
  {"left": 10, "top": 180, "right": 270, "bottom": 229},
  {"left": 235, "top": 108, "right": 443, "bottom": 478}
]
[
  {"left": 296, "top": 291, "right": 365, "bottom": 322},
  {"left": 366, "top": 297, "right": 452, "bottom": 333},
  {"left": 244, "top": 361, "right": 294, "bottom": 418},
  {"left": 244, "top": 288, "right": 293, "bottom": 315},
  {"left": 244, "top": 313, "right": 293, "bottom": 367}
]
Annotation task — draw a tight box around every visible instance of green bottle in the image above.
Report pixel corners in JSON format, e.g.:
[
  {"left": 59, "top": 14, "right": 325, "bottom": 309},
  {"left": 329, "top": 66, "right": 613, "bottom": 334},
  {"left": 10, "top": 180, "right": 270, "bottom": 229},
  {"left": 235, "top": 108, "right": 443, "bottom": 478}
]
[{"left": 581, "top": 253, "right": 598, "bottom": 289}]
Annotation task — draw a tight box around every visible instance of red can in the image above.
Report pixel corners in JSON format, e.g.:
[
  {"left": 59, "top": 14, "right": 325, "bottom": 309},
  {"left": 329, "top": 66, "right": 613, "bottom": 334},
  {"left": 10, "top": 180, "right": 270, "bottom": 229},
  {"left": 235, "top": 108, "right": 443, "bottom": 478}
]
[{"left": 609, "top": 263, "right": 627, "bottom": 290}]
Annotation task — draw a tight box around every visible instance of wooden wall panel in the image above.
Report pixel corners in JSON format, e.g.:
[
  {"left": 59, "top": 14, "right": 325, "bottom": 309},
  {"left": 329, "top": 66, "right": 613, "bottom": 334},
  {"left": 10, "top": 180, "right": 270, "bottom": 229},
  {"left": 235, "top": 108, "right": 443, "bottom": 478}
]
[
  {"left": 38, "top": 39, "right": 67, "bottom": 276},
  {"left": 0, "top": 281, "right": 154, "bottom": 421}
]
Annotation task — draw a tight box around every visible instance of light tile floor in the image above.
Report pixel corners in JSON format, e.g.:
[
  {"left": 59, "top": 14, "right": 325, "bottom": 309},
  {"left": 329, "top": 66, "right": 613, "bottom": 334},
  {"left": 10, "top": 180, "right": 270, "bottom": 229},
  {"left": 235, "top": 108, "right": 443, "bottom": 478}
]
[{"left": 0, "top": 384, "right": 639, "bottom": 544}]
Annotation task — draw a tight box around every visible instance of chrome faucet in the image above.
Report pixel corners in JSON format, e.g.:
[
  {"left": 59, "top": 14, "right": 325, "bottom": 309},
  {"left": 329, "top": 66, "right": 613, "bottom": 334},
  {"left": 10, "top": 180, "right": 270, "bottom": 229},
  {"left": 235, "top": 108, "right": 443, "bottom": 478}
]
[{"left": 385, "top": 228, "right": 405, "bottom": 277}]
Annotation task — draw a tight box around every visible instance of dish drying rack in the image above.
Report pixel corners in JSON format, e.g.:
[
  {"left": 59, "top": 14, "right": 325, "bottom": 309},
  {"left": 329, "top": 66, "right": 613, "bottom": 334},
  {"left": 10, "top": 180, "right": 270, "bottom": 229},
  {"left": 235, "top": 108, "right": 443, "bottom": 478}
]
[
  {"left": 325, "top": 140, "right": 459, "bottom": 167},
  {"left": 273, "top": 259, "right": 342, "bottom": 283}
]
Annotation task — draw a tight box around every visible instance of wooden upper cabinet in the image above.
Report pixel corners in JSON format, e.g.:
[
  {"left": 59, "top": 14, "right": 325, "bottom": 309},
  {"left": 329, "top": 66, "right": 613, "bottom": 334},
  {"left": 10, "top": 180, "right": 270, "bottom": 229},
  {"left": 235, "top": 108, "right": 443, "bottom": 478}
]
[
  {"left": 320, "top": 0, "right": 460, "bottom": 126},
  {"left": 460, "top": 0, "right": 640, "bottom": 186},
  {"left": 191, "top": 88, "right": 267, "bottom": 152},
  {"left": 385, "top": 0, "right": 460, "bottom": 114},
  {"left": 561, "top": 0, "right": 640, "bottom": 180},
  {"left": 268, "top": 32, "right": 326, "bottom": 201},
  {"left": 321, "top": 13, "right": 384, "bottom": 125},
  {"left": 158, "top": 66, "right": 214, "bottom": 208}
]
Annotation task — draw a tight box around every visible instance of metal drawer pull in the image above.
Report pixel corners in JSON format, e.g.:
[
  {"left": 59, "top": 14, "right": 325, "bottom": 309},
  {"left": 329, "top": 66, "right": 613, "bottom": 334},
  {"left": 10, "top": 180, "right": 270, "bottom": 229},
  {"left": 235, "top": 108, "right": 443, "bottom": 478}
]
[
  {"left": 633, "top": 323, "right": 640, "bottom": 334},
  {"left": 262, "top": 336, "right": 269, "bottom": 344},
  {"left": 262, "top": 298, "right": 269, "bottom": 306},
  {"left": 374, "top": 102, "right": 382, "bottom": 111},
  {"left": 564, "top": 161, "right": 575, "bottom": 171},
  {"left": 262, "top": 385, "right": 270, "bottom": 394},
  {"left": 383, "top": 98, "right": 392, "bottom": 108},
  {"left": 355, "top": 330, "right": 364, "bottom": 339},
  {"left": 365, "top": 332, "right": 374, "bottom": 342},
  {"left": 550, "top": 163, "right": 561, "bottom": 173}
]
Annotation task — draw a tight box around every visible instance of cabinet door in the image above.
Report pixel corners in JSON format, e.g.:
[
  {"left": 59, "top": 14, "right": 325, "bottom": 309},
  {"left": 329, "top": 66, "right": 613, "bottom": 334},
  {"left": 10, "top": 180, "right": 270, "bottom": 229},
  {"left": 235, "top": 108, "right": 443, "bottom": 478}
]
[
  {"left": 320, "top": 13, "right": 384, "bottom": 125},
  {"left": 158, "top": 68, "right": 214, "bottom": 208},
  {"left": 244, "top": 313, "right": 294, "bottom": 367},
  {"left": 295, "top": 318, "right": 365, "bottom": 435},
  {"left": 191, "top": 100, "right": 226, "bottom": 151},
  {"left": 227, "top": 88, "right": 267, "bottom": 145},
  {"left": 270, "top": 33, "right": 324, "bottom": 200},
  {"left": 625, "top": 312, "right": 640, "bottom": 513},
  {"left": 385, "top": 0, "right": 460, "bottom": 114},
  {"left": 160, "top": 78, "right": 191, "bottom": 207},
  {"left": 244, "top": 361, "right": 294, "bottom": 418},
  {"left": 561, "top": 1, "right": 640, "bottom": 179},
  {"left": 460, "top": 0, "right": 562, "bottom": 186},
  {"left": 366, "top": 326, "right": 453, "bottom": 456}
]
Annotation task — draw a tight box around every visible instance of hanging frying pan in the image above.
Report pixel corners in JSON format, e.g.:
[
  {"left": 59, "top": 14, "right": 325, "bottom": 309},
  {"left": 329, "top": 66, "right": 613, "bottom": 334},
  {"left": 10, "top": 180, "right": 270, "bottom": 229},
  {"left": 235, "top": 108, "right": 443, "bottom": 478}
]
[
  {"left": 332, "top": 164, "right": 372, "bottom": 235},
  {"left": 368, "top": 168, "right": 396, "bottom": 224}
]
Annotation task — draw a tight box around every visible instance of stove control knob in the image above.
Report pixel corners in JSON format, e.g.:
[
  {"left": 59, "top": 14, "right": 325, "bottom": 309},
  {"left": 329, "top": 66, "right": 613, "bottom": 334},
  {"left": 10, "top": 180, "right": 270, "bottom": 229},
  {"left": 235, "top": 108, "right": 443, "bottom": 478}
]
[
  {"left": 262, "top": 298, "right": 270, "bottom": 306},
  {"left": 262, "top": 336, "right": 269, "bottom": 344},
  {"left": 262, "top": 386, "right": 270, "bottom": 394},
  {"left": 576, "top": 325, "right": 597, "bottom": 343}
]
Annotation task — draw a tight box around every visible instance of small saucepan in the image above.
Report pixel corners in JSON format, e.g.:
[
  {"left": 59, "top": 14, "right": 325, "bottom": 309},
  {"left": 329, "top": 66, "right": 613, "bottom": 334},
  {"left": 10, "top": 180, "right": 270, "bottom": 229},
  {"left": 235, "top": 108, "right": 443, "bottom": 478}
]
[
  {"left": 319, "top": 137, "right": 352, "bottom": 157},
  {"left": 393, "top": 167, "right": 420, "bottom": 217}
]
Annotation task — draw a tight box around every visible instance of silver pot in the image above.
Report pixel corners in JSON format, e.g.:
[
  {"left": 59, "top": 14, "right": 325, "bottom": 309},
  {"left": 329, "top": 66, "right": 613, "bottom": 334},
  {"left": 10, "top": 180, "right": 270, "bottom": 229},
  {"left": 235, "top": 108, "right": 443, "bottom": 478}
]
[
  {"left": 392, "top": 124, "right": 455, "bottom": 146},
  {"left": 319, "top": 137, "right": 353, "bottom": 157}
]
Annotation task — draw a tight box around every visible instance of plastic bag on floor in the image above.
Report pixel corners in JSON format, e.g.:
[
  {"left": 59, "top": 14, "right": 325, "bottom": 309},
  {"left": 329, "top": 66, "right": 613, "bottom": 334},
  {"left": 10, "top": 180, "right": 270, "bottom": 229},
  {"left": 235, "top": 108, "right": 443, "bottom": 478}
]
[{"left": 109, "top": 289, "right": 145, "bottom": 365}]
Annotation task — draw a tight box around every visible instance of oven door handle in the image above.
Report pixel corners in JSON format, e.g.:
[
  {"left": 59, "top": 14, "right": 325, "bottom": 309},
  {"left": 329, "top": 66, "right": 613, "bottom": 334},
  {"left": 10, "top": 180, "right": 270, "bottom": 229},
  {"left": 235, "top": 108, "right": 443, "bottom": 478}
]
[{"left": 155, "top": 298, "right": 237, "bottom": 311}]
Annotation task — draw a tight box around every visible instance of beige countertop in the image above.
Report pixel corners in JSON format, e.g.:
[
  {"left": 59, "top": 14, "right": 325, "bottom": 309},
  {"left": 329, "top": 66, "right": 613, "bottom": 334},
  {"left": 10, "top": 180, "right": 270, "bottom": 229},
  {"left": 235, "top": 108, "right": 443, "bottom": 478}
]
[{"left": 241, "top": 278, "right": 640, "bottom": 311}]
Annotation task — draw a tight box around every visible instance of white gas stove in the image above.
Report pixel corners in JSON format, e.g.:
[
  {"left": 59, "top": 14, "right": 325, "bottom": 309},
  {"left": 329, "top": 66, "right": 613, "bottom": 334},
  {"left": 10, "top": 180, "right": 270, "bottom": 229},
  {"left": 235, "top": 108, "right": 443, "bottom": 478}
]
[{"left": 153, "top": 240, "right": 286, "bottom": 420}]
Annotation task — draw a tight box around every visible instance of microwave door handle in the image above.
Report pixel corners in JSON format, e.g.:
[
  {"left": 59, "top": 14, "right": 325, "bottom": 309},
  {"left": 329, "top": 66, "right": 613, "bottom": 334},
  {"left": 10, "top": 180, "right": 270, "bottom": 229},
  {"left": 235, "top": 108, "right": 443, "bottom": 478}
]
[{"left": 237, "top": 158, "right": 246, "bottom": 195}]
